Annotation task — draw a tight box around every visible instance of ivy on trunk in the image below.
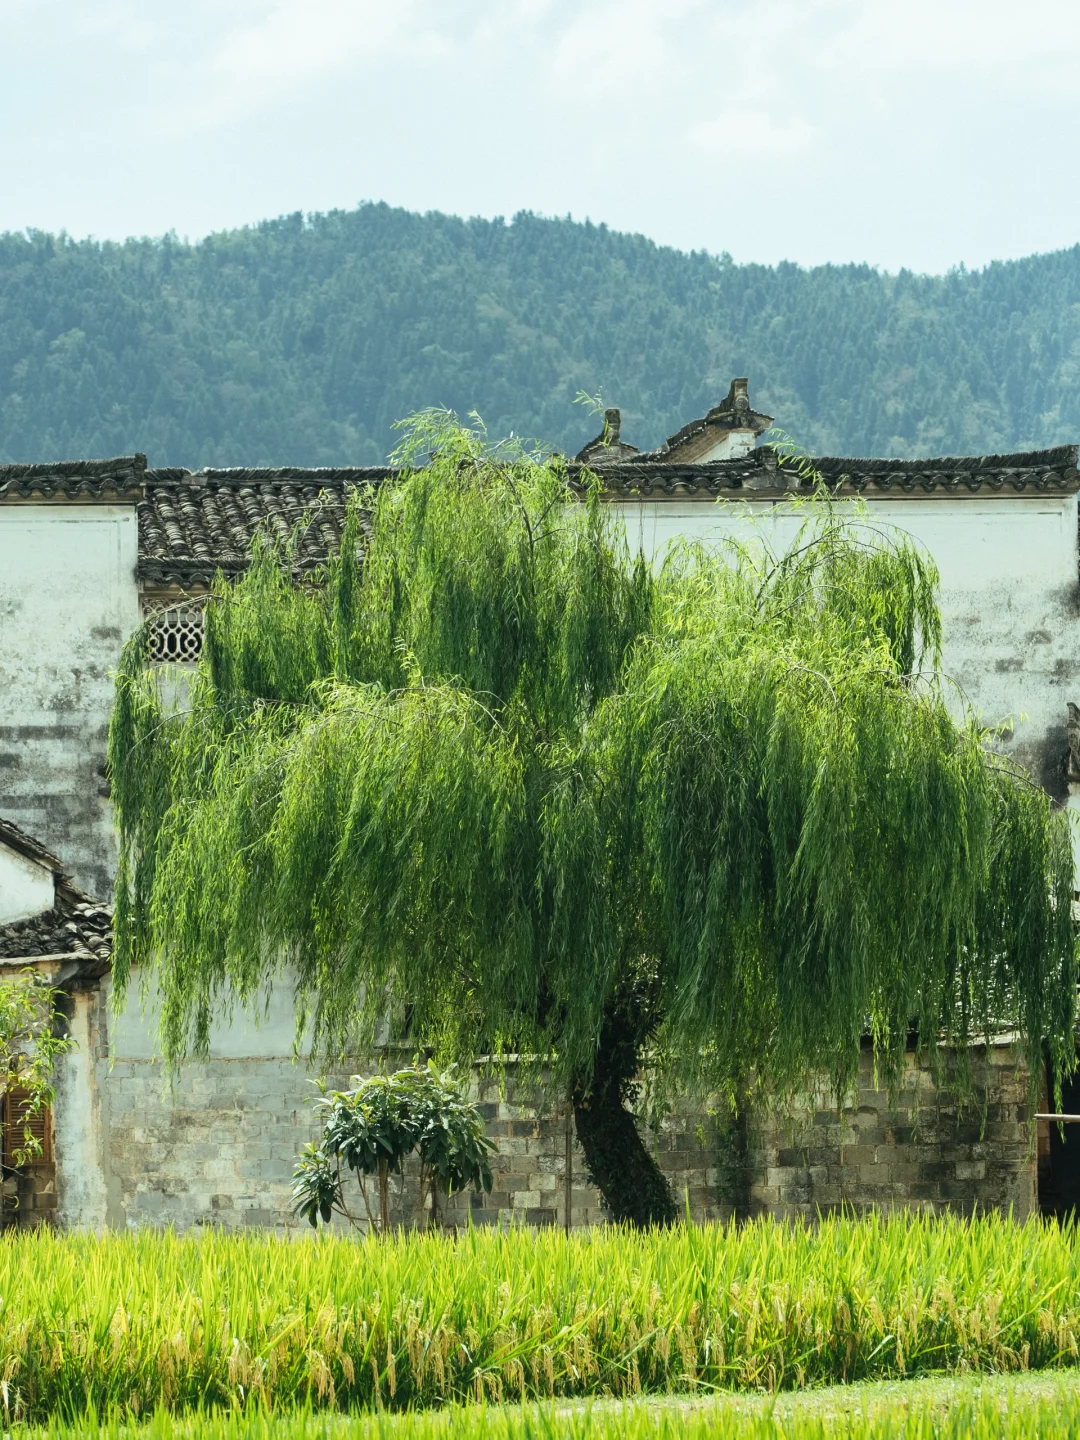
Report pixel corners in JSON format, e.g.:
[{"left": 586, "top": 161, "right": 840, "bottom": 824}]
[{"left": 108, "top": 412, "right": 1078, "bottom": 1226}]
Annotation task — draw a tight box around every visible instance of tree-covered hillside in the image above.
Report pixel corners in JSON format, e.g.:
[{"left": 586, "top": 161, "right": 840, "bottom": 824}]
[{"left": 3, "top": 204, "right": 1080, "bottom": 467}]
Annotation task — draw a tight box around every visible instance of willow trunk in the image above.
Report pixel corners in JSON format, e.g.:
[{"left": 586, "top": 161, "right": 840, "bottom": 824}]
[{"left": 572, "top": 1008, "right": 678, "bottom": 1228}]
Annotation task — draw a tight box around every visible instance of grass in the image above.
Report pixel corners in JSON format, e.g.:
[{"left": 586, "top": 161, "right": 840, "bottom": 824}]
[
  {"left": 19, "top": 1372, "right": 1080, "bottom": 1438},
  {"left": 0, "top": 1216, "right": 1079, "bottom": 1420}
]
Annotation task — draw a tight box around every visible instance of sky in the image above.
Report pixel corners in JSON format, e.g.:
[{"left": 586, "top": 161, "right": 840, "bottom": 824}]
[{"left": 2, "top": 0, "right": 1079, "bottom": 274}]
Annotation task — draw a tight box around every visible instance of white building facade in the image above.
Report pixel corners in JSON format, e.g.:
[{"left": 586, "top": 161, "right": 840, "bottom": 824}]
[{"left": 1, "top": 388, "right": 1078, "bottom": 1229}]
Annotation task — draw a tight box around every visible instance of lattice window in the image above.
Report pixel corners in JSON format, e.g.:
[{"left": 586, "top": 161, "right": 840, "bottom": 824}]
[
  {"left": 2, "top": 1088, "right": 51, "bottom": 1168},
  {"left": 142, "top": 600, "right": 205, "bottom": 663}
]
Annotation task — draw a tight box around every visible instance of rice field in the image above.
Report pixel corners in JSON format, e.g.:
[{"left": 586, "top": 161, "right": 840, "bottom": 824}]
[{"left": 1, "top": 1215, "right": 1079, "bottom": 1421}]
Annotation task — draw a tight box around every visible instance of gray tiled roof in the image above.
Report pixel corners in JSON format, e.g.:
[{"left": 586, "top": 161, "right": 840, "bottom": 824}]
[
  {"left": 139, "top": 467, "right": 390, "bottom": 589},
  {"left": 0, "top": 894, "right": 112, "bottom": 965},
  {"left": 3, "top": 446, "right": 1078, "bottom": 591},
  {"left": 0, "top": 818, "right": 111, "bottom": 967},
  {"left": 0, "top": 455, "right": 146, "bottom": 500},
  {"left": 140, "top": 445, "right": 1080, "bottom": 588}
]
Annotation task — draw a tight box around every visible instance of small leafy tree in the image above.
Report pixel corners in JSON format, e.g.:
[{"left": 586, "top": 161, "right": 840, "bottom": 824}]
[
  {"left": 110, "top": 411, "right": 1078, "bottom": 1228},
  {"left": 292, "top": 1067, "right": 494, "bottom": 1230}
]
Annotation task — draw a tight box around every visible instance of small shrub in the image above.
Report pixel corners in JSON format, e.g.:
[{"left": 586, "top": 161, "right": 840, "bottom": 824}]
[{"left": 292, "top": 1065, "right": 494, "bottom": 1229}]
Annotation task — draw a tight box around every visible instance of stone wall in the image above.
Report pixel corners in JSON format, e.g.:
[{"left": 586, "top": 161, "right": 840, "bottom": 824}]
[
  {"left": 84, "top": 987, "right": 1035, "bottom": 1232},
  {"left": 97, "top": 1056, "right": 737, "bottom": 1233},
  {"left": 739, "top": 1045, "right": 1035, "bottom": 1221},
  {"left": 3, "top": 1160, "right": 57, "bottom": 1229},
  {"left": 104, "top": 1055, "right": 337, "bottom": 1231}
]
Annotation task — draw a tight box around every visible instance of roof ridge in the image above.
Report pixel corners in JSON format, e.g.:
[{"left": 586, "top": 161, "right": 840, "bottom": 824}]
[
  {"left": 0, "top": 454, "right": 147, "bottom": 501},
  {"left": 0, "top": 454, "right": 146, "bottom": 478},
  {"left": 810, "top": 444, "right": 1080, "bottom": 472},
  {"left": 146, "top": 465, "right": 397, "bottom": 486}
]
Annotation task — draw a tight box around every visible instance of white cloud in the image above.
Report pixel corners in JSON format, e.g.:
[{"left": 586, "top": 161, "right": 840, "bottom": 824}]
[
  {"left": 5, "top": 0, "right": 1080, "bottom": 268},
  {"left": 548, "top": 0, "right": 710, "bottom": 92},
  {"left": 209, "top": 0, "right": 421, "bottom": 85},
  {"left": 826, "top": 0, "right": 1080, "bottom": 74},
  {"left": 689, "top": 109, "right": 815, "bottom": 160}
]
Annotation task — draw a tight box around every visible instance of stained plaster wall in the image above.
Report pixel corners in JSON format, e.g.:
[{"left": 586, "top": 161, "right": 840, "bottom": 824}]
[
  {"left": 0, "top": 505, "right": 139, "bottom": 899},
  {"left": 618, "top": 495, "right": 1080, "bottom": 805}
]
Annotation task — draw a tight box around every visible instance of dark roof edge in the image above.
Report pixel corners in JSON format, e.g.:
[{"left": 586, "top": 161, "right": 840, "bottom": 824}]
[
  {"left": 146, "top": 443, "right": 1080, "bottom": 486},
  {"left": 144, "top": 465, "right": 397, "bottom": 487},
  {"left": 0, "top": 454, "right": 147, "bottom": 501},
  {"left": 4, "top": 443, "right": 1078, "bottom": 507},
  {"left": 564, "top": 443, "right": 1080, "bottom": 496},
  {"left": 0, "top": 454, "right": 146, "bottom": 479},
  {"left": 0, "top": 816, "right": 65, "bottom": 875},
  {"left": 809, "top": 444, "right": 1079, "bottom": 474}
]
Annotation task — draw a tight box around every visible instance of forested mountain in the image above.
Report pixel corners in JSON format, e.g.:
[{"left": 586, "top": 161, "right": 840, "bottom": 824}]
[{"left": 3, "top": 203, "right": 1080, "bottom": 467}]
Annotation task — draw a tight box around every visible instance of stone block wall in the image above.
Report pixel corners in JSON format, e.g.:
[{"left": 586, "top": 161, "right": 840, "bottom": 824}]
[
  {"left": 102, "top": 1057, "right": 337, "bottom": 1231},
  {"left": 91, "top": 1031, "right": 1035, "bottom": 1233},
  {"left": 741, "top": 1045, "right": 1035, "bottom": 1221},
  {"left": 3, "top": 1161, "right": 57, "bottom": 1229}
]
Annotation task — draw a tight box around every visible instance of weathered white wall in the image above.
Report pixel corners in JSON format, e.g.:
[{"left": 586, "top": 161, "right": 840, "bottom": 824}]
[
  {"left": 9, "top": 489, "right": 1069, "bottom": 1231},
  {"left": 0, "top": 505, "right": 139, "bottom": 898},
  {"left": 110, "top": 970, "right": 305, "bottom": 1061},
  {"left": 619, "top": 495, "right": 1080, "bottom": 798},
  {"left": 52, "top": 989, "right": 110, "bottom": 1230},
  {"left": 0, "top": 844, "right": 53, "bottom": 925}
]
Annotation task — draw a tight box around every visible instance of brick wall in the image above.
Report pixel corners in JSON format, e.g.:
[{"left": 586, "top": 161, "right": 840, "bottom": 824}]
[
  {"left": 94, "top": 1038, "right": 1035, "bottom": 1232},
  {"left": 739, "top": 1045, "right": 1035, "bottom": 1221}
]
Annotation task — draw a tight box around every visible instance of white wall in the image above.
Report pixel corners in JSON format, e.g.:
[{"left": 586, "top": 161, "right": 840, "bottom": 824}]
[
  {"left": 53, "top": 989, "right": 110, "bottom": 1231},
  {"left": 0, "top": 505, "right": 140, "bottom": 899},
  {"left": 618, "top": 495, "right": 1080, "bottom": 797},
  {"left": 109, "top": 969, "right": 306, "bottom": 1061},
  {"left": 0, "top": 844, "right": 53, "bottom": 925}
]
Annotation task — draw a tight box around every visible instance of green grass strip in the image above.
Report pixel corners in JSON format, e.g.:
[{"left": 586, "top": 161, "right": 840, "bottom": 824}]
[{"left": 21, "top": 1372, "right": 1080, "bottom": 1439}]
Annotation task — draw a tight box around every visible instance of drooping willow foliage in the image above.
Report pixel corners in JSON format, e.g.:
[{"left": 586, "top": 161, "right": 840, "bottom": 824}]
[{"left": 109, "top": 411, "right": 1078, "bottom": 1125}]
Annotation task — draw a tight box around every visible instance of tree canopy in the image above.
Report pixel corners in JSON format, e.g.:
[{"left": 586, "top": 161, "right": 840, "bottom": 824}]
[
  {"left": 109, "top": 414, "right": 1078, "bottom": 1224},
  {"left": 5, "top": 205, "right": 1080, "bottom": 466}
]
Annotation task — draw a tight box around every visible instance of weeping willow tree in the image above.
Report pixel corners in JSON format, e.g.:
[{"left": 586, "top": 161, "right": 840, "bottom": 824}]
[{"left": 109, "top": 413, "right": 1078, "bottom": 1226}]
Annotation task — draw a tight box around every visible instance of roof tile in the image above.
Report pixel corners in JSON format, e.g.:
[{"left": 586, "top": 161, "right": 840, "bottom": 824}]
[{"left": 0, "top": 455, "right": 146, "bottom": 500}]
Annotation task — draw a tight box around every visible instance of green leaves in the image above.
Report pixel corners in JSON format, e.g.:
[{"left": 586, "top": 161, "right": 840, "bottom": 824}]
[
  {"left": 109, "top": 412, "right": 1077, "bottom": 1125},
  {"left": 292, "top": 1067, "right": 495, "bottom": 1229},
  {"left": 0, "top": 972, "right": 73, "bottom": 1165},
  {"left": 290, "top": 1141, "right": 338, "bottom": 1227}
]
